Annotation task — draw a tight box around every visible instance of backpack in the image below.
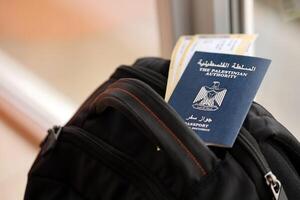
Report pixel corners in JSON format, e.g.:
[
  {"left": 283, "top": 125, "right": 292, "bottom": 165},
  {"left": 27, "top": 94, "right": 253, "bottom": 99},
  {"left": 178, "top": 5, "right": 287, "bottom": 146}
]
[{"left": 25, "top": 57, "right": 300, "bottom": 200}]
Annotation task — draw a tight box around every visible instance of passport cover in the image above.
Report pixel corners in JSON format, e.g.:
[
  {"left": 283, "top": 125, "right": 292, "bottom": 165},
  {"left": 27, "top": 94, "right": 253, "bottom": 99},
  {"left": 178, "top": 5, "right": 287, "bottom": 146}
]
[{"left": 168, "top": 51, "right": 271, "bottom": 147}]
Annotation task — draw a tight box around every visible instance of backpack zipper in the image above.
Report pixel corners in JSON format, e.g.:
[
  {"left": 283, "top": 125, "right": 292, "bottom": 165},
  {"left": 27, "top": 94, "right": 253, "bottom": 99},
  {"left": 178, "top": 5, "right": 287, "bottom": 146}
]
[
  {"left": 114, "top": 78, "right": 287, "bottom": 200},
  {"left": 42, "top": 125, "right": 173, "bottom": 200},
  {"left": 237, "top": 132, "right": 286, "bottom": 200},
  {"left": 60, "top": 70, "right": 287, "bottom": 200},
  {"left": 68, "top": 66, "right": 167, "bottom": 126}
]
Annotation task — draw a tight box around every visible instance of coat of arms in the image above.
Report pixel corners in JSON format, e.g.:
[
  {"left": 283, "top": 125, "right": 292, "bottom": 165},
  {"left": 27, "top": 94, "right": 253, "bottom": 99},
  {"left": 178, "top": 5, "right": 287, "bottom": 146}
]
[{"left": 192, "top": 81, "right": 227, "bottom": 111}]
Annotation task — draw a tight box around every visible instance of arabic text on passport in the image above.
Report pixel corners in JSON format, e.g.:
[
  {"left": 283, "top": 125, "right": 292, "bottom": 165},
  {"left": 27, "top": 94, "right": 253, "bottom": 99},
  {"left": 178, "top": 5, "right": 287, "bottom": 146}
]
[{"left": 168, "top": 51, "right": 271, "bottom": 147}]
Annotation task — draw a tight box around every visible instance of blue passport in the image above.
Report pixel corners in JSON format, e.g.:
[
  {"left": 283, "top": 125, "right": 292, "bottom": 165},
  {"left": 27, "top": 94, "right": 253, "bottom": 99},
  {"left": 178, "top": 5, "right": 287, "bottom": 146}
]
[{"left": 168, "top": 51, "right": 271, "bottom": 147}]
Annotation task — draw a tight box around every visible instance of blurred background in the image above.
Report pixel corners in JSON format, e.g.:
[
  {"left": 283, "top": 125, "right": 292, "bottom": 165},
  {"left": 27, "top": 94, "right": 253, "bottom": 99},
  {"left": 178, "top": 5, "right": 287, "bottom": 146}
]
[{"left": 0, "top": 0, "right": 299, "bottom": 199}]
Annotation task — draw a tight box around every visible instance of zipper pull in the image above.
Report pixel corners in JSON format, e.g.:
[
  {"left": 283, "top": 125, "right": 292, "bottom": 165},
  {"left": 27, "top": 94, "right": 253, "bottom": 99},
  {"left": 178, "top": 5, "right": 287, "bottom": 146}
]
[
  {"left": 40, "top": 125, "right": 62, "bottom": 156},
  {"left": 264, "top": 172, "right": 287, "bottom": 200}
]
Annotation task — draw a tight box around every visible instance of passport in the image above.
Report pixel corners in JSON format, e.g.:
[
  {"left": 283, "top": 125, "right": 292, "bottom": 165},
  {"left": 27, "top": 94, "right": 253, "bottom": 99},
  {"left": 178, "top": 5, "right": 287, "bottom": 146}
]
[{"left": 168, "top": 51, "right": 271, "bottom": 147}]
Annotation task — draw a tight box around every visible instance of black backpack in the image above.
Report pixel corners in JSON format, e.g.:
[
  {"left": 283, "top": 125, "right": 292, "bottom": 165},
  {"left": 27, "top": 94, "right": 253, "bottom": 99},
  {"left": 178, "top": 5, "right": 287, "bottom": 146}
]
[{"left": 25, "top": 58, "right": 300, "bottom": 200}]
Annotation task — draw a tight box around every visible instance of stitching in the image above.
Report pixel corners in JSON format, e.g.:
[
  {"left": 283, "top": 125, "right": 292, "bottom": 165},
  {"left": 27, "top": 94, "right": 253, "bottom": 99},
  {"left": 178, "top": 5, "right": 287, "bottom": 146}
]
[{"left": 102, "top": 87, "right": 207, "bottom": 176}]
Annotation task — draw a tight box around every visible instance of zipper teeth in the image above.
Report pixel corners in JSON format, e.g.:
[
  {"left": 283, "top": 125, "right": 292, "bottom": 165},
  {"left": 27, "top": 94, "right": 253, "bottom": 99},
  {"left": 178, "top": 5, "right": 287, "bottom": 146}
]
[
  {"left": 62, "top": 126, "right": 171, "bottom": 200},
  {"left": 238, "top": 133, "right": 270, "bottom": 174}
]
